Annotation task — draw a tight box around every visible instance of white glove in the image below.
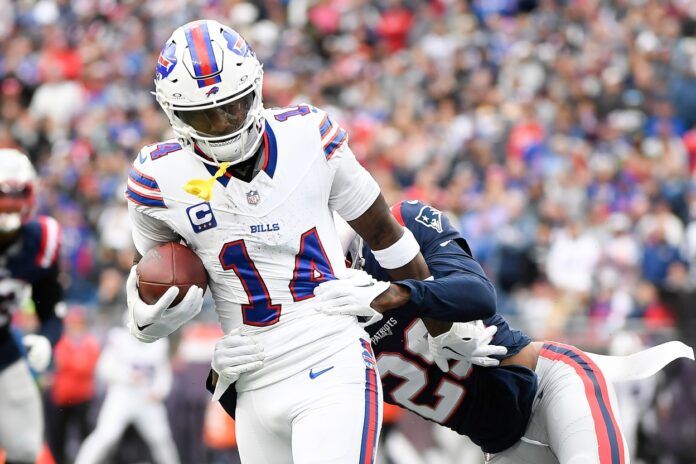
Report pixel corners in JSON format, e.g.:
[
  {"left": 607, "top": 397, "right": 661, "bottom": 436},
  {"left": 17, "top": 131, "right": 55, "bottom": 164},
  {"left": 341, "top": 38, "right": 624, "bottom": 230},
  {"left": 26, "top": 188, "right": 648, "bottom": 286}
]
[
  {"left": 23, "top": 334, "right": 52, "bottom": 372},
  {"left": 313, "top": 268, "right": 390, "bottom": 327},
  {"left": 211, "top": 328, "right": 265, "bottom": 401},
  {"left": 126, "top": 266, "right": 204, "bottom": 343},
  {"left": 428, "top": 321, "right": 508, "bottom": 373}
]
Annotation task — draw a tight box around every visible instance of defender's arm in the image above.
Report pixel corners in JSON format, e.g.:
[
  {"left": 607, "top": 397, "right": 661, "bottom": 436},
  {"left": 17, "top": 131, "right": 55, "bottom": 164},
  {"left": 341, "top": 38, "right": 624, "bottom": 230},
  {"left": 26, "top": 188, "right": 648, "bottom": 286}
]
[
  {"left": 383, "top": 246, "right": 497, "bottom": 322},
  {"left": 347, "top": 196, "right": 449, "bottom": 334}
]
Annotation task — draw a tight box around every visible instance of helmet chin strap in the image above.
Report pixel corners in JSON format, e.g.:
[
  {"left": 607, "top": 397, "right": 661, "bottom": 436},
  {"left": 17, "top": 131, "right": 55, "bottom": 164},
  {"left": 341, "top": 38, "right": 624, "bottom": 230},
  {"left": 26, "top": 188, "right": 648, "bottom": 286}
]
[
  {"left": 192, "top": 113, "right": 265, "bottom": 166},
  {"left": 183, "top": 124, "right": 266, "bottom": 202}
]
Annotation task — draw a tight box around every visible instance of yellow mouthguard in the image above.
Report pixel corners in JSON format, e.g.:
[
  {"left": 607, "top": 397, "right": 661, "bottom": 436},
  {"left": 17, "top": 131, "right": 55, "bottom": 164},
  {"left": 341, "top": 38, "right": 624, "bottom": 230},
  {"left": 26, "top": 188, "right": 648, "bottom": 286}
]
[{"left": 183, "top": 162, "right": 230, "bottom": 202}]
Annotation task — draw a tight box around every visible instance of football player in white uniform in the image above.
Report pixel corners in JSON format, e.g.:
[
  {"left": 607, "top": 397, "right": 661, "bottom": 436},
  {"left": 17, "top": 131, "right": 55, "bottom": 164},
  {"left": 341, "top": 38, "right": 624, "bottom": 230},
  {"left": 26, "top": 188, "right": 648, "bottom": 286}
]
[{"left": 125, "top": 20, "right": 432, "bottom": 464}]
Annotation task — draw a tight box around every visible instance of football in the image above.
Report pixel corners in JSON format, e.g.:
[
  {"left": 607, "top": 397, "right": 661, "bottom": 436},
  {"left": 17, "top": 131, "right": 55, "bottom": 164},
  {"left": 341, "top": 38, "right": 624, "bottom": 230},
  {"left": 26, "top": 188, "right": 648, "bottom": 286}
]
[{"left": 136, "top": 242, "right": 208, "bottom": 307}]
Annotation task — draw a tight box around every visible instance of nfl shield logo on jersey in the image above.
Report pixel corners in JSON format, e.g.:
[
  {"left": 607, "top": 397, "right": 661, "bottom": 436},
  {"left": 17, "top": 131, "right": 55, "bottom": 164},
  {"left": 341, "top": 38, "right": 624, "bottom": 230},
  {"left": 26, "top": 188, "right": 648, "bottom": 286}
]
[{"left": 246, "top": 190, "right": 260, "bottom": 205}]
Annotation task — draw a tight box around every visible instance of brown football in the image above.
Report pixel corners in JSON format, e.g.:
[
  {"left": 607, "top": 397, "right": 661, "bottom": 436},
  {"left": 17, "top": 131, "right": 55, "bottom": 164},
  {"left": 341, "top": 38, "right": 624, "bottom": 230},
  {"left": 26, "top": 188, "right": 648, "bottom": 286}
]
[{"left": 136, "top": 242, "right": 208, "bottom": 307}]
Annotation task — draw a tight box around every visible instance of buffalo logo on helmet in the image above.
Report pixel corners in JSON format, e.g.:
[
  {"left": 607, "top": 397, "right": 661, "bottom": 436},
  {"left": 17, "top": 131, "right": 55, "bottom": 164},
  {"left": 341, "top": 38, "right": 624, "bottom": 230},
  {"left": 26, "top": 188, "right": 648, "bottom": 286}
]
[
  {"left": 415, "top": 205, "right": 443, "bottom": 233},
  {"left": 156, "top": 42, "right": 178, "bottom": 80},
  {"left": 222, "top": 29, "right": 254, "bottom": 57},
  {"left": 205, "top": 86, "right": 219, "bottom": 98}
]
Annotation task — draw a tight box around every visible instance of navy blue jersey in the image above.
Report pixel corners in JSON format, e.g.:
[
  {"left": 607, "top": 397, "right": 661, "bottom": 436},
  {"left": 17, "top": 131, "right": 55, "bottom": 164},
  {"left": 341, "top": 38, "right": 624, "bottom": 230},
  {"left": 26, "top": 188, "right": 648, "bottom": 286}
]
[
  {"left": 0, "top": 216, "right": 64, "bottom": 371},
  {"left": 362, "top": 201, "right": 536, "bottom": 453}
]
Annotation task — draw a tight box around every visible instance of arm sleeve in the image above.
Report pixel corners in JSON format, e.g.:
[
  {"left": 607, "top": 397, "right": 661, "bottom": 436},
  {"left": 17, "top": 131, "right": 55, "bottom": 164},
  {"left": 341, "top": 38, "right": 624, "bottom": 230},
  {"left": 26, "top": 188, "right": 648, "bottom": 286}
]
[
  {"left": 395, "top": 242, "right": 497, "bottom": 322},
  {"left": 328, "top": 143, "right": 380, "bottom": 221},
  {"left": 32, "top": 264, "right": 64, "bottom": 346},
  {"left": 128, "top": 203, "right": 179, "bottom": 255}
]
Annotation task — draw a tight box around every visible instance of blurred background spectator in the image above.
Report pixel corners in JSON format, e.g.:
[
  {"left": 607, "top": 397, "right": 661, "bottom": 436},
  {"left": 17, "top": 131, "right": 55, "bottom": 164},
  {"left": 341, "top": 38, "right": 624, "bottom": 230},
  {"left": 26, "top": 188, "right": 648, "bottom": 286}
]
[
  {"left": 74, "top": 323, "right": 179, "bottom": 464},
  {"left": 2, "top": 0, "right": 696, "bottom": 462},
  {"left": 48, "top": 307, "right": 101, "bottom": 464}
]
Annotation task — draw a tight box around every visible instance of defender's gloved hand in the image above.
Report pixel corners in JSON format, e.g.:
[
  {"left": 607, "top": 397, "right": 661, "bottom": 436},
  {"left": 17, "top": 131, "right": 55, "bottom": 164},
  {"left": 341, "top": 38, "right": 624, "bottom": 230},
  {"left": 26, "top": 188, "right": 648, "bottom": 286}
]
[
  {"left": 22, "top": 334, "right": 52, "bottom": 372},
  {"left": 313, "top": 268, "right": 390, "bottom": 327},
  {"left": 428, "top": 321, "right": 508, "bottom": 374},
  {"left": 211, "top": 328, "right": 265, "bottom": 401},
  {"left": 126, "top": 266, "right": 204, "bottom": 343}
]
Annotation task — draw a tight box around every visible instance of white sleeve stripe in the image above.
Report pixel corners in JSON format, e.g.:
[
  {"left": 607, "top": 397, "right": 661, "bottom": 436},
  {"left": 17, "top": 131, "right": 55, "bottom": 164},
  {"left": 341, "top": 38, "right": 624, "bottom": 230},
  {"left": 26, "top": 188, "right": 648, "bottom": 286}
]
[
  {"left": 127, "top": 178, "right": 164, "bottom": 199},
  {"left": 38, "top": 217, "right": 60, "bottom": 268}
]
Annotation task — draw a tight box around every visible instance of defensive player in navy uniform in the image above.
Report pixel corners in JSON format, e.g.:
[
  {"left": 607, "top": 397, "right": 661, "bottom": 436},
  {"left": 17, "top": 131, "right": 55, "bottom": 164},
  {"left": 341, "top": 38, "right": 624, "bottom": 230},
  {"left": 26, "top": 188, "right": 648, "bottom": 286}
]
[
  {"left": 338, "top": 200, "right": 537, "bottom": 456},
  {"left": 211, "top": 200, "right": 693, "bottom": 464},
  {"left": 0, "top": 149, "right": 64, "bottom": 464}
]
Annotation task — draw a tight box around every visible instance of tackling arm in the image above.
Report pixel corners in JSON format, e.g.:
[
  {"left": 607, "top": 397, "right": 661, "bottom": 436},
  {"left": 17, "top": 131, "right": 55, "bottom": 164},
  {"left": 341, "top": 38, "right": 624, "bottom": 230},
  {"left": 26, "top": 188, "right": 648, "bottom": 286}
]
[
  {"left": 347, "top": 196, "right": 451, "bottom": 335},
  {"left": 390, "top": 246, "right": 497, "bottom": 322},
  {"left": 327, "top": 201, "right": 498, "bottom": 328},
  {"left": 377, "top": 202, "right": 497, "bottom": 322}
]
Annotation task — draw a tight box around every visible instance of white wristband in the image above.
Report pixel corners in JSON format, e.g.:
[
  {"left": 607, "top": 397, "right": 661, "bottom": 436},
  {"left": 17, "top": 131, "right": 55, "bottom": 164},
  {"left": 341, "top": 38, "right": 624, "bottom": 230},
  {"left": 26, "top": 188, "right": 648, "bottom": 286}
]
[{"left": 372, "top": 228, "right": 420, "bottom": 269}]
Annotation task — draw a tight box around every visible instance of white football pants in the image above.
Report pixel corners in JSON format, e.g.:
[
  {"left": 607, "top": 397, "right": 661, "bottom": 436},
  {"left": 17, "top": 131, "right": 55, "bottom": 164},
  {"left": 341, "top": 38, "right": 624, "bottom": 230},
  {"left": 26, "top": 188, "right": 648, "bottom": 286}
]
[
  {"left": 74, "top": 387, "right": 180, "bottom": 464},
  {"left": 236, "top": 337, "right": 382, "bottom": 464},
  {"left": 0, "top": 359, "right": 43, "bottom": 463},
  {"left": 488, "top": 342, "right": 629, "bottom": 464}
]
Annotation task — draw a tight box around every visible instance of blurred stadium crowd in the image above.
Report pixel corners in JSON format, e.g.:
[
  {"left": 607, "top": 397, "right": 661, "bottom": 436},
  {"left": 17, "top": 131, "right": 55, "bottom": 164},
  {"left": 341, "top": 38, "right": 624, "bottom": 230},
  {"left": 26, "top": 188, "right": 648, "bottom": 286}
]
[{"left": 2, "top": 0, "right": 696, "bottom": 463}]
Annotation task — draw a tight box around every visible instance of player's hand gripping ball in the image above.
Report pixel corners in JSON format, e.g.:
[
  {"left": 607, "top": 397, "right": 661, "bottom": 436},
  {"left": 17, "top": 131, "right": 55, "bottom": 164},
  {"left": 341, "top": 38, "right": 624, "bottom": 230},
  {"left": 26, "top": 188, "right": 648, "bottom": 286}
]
[
  {"left": 127, "top": 242, "right": 208, "bottom": 343},
  {"left": 136, "top": 242, "right": 208, "bottom": 306}
]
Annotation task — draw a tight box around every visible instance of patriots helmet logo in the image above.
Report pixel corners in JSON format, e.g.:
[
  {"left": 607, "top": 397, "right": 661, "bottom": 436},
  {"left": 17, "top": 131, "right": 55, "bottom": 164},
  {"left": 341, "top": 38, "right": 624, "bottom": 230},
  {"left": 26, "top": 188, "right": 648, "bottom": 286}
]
[
  {"left": 222, "top": 29, "right": 254, "bottom": 57},
  {"left": 415, "top": 205, "right": 443, "bottom": 233},
  {"left": 156, "top": 42, "right": 178, "bottom": 80}
]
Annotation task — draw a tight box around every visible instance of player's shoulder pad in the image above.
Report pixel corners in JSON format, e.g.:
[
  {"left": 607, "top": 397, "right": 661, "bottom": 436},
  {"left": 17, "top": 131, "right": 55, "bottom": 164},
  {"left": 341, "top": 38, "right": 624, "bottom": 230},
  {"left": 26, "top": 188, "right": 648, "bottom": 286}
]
[
  {"left": 135, "top": 139, "right": 186, "bottom": 169},
  {"left": 266, "top": 104, "right": 348, "bottom": 161},
  {"left": 391, "top": 200, "right": 447, "bottom": 234},
  {"left": 126, "top": 140, "right": 183, "bottom": 209},
  {"left": 23, "top": 215, "right": 62, "bottom": 269},
  {"left": 390, "top": 200, "right": 472, "bottom": 254}
]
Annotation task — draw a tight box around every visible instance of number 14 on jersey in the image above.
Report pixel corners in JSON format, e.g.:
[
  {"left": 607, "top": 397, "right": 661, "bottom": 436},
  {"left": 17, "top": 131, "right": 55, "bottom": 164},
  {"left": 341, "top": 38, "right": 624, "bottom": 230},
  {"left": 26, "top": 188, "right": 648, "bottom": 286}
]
[{"left": 218, "top": 227, "right": 335, "bottom": 326}]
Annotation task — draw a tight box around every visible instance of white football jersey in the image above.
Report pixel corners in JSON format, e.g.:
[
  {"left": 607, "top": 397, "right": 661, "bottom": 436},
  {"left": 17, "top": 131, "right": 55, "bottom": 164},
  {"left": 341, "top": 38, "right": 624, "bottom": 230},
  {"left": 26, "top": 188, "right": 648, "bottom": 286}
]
[{"left": 127, "top": 105, "right": 380, "bottom": 391}]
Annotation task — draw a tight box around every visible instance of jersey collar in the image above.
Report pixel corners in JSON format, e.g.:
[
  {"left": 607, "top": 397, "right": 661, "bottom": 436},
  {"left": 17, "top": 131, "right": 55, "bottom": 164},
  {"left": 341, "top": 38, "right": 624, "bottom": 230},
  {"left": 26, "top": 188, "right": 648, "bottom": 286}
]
[{"left": 201, "top": 123, "right": 277, "bottom": 187}]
